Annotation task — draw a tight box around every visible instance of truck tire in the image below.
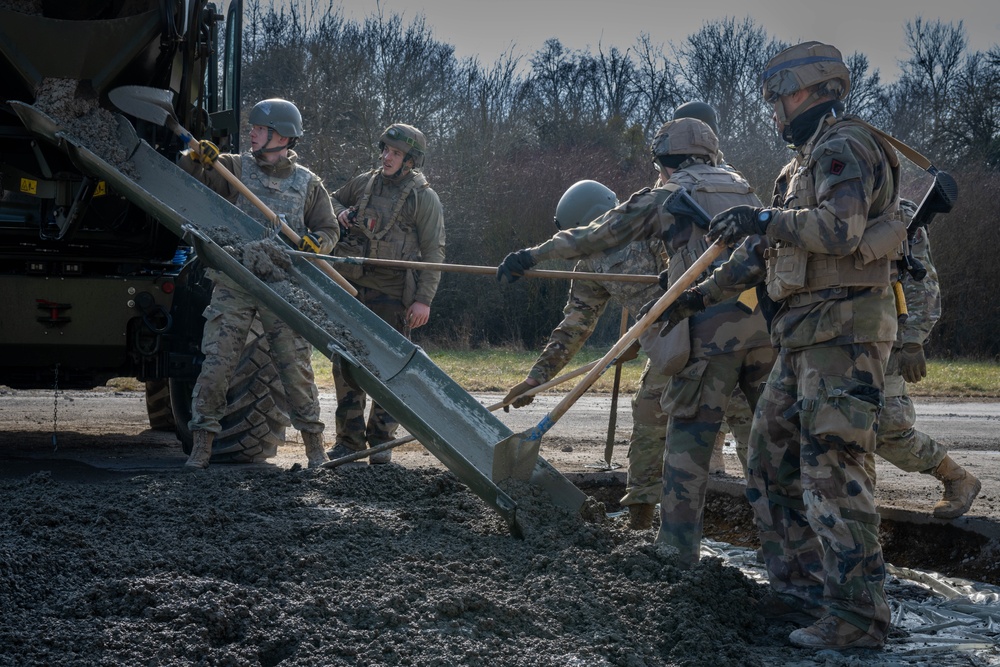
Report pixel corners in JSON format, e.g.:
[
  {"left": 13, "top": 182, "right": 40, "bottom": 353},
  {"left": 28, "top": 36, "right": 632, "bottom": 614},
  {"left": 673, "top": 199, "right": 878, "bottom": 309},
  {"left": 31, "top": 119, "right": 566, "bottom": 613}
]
[
  {"left": 170, "top": 317, "right": 291, "bottom": 463},
  {"left": 144, "top": 380, "right": 176, "bottom": 431}
]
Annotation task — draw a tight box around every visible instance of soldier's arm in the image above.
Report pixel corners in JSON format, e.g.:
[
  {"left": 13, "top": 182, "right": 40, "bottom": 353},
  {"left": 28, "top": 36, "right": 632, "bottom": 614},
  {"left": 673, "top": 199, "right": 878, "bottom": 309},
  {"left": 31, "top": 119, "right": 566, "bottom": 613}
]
[
  {"left": 412, "top": 188, "right": 446, "bottom": 306},
  {"left": 697, "top": 235, "right": 769, "bottom": 307},
  {"left": 528, "top": 189, "right": 660, "bottom": 264},
  {"left": 766, "top": 132, "right": 883, "bottom": 256},
  {"left": 303, "top": 176, "right": 340, "bottom": 250},
  {"left": 329, "top": 173, "right": 366, "bottom": 218},
  {"left": 899, "top": 228, "right": 942, "bottom": 345},
  {"left": 527, "top": 276, "right": 611, "bottom": 385},
  {"left": 178, "top": 153, "right": 242, "bottom": 202}
]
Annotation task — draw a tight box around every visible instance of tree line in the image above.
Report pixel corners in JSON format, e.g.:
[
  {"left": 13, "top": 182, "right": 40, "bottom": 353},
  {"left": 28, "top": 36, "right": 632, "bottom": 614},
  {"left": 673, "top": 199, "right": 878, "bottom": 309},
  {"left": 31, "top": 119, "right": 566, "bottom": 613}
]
[{"left": 238, "top": 0, "right": 1000, "bottom": 359}]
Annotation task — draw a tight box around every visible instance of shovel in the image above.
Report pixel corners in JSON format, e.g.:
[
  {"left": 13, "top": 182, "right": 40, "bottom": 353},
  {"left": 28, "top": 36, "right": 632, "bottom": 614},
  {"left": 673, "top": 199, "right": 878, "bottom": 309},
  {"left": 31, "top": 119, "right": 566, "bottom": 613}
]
[
  {"left": 108, "top": 85, "right": 358, "bottom": 297},
  {"left": 321, "top": 358, "right": 601, "bottom": 469},
  {"left": 491, "top": 239, "right": 727, "bottom": 480}
]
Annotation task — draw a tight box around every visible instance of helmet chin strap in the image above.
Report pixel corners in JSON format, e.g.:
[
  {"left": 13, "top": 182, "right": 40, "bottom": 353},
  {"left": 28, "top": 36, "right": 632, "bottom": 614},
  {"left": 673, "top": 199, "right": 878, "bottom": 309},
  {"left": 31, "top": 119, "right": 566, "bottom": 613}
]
[{"left": 252, "top": 128, "right": 291, "bottom": 159}]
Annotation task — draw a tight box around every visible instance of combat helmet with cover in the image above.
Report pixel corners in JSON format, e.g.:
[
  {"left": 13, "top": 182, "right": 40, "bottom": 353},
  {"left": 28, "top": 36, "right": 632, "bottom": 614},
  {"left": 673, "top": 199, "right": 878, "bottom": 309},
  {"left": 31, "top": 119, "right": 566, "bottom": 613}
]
[
  {"left": 249, "top": 98, "right": 303, "bottom": 153},
  {"left": 553, "top": 180, "right": 618, "bottom": 230},
  {"left": 650, "top": 117, "right": 719, "bottom": 169},
  {"left": 379, "top": 123, "right": 427, "bottom": 168},
  {"left": 760, "top": 41, "right": 851, "bottom": 126}
]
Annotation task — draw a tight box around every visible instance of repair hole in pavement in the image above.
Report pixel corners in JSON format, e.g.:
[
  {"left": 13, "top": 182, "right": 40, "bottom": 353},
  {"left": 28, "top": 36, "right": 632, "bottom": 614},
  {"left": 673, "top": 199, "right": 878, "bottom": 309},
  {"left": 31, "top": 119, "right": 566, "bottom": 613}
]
[{"left": 576, "top": 477, "right": 1000, "bottom": 586}]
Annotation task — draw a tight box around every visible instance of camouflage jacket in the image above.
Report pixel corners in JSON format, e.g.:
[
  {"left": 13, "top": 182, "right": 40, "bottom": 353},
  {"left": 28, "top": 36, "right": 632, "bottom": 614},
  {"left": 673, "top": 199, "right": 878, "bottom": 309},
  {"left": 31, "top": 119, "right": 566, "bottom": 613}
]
[
  {"left": 897, "top": 227, "right": 940, "bottom": 347},
  {"left": 331, "top": 169, "right": 446, "bottom": 305},
  {"left": 527, "top": 161, "right": 770, "bottom": 357},
  {"left": 527, "top": 239, "right": 665, "bottom": 384}
]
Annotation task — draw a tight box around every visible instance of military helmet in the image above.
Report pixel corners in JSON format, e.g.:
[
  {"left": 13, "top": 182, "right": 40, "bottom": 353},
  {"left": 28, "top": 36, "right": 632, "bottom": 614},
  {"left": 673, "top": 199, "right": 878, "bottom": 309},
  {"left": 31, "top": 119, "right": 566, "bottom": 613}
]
[
  {"left": 249, "top": 98, "right": 303, "bottom": 138},
  {"left": 760, "top": 41, "right": 851, "bottom": 103},
  {"left": 379, "top": 123, "right": 427, "bottom": 167},
  {"left": 650, "top": 117, "right": 719, "bottom": 162},
  {"left": 672, "top": 101, "right": 720, "bottom": 137},
  {"left": 554, "top": 180, "right": 618, "bottom": 231}
]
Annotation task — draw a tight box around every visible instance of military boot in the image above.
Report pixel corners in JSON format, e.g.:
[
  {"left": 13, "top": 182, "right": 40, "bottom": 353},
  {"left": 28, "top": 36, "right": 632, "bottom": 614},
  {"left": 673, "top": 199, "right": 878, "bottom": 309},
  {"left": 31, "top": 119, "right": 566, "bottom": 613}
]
[
  {"left": 303, "top": 432, "right": 327, "bottom": 469},
  {"left": 627, "top": 503, "right": 655, "bottom": 530},
  {"left": 326, "top": 442, "right": 368, "bottom": 469},
  {"left": 368, "top": 443, "right": 393, "bottom": 465},
  {"left": 928, "top": 455, "right": 982, "bottom": 519},
  {"left": 185, "top": 430, "right": 214, "bottom": 470},
  {"left": 788, "top": 614, "right": 883, "bottom": 650}
]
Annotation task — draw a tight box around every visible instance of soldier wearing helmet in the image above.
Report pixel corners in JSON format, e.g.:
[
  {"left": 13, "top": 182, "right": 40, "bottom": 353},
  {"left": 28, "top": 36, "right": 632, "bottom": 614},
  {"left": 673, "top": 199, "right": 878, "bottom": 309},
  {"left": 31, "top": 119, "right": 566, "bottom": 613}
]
[
  {"left": 498, "top": 117, "right": 774, "bottom": 549},
  {"left": 178, "top": 97, "right": 339, "bottom": 471},
  {"left": 327, "top": 122, "right": 445, "bottom": 465},
  {"left": 696, "top": 41, "right": 904, "bottom": 650}
]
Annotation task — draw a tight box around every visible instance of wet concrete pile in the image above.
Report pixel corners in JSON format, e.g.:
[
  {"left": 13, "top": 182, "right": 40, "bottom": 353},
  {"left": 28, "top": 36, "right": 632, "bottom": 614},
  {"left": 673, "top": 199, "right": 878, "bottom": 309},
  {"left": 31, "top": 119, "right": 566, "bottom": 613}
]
[{"left": 2, "top": 463, "right": 996, "bottom": 666}]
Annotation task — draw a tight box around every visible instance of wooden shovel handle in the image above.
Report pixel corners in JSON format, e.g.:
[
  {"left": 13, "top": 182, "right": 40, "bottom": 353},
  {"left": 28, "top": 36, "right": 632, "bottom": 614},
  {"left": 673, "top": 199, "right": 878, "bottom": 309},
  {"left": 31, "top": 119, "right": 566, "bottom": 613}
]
[{"left": 182, "top": 134, "right": 358, "bottom": 297}]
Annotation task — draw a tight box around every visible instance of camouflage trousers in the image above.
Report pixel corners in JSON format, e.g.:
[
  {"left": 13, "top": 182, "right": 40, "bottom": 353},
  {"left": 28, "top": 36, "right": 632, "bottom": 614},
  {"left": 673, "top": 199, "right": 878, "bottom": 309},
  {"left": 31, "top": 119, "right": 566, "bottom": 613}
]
[
  {"left": 871, "top": 364, "right": 946, "bottom": 479},
  {"left": 746, "top": 341, "right": 891, "bottom": 641},
  {"left": 189, "top": 276, "right": 323, "bottom": 434},
  {"left": 332, "top": 287, "right": 407, "bottom": 452},
  {"left": 623, "top": 361, "right": 757, "bottom": 507},
  {"left": 655, "top": 345, "right": 775, "bottom": 565}
]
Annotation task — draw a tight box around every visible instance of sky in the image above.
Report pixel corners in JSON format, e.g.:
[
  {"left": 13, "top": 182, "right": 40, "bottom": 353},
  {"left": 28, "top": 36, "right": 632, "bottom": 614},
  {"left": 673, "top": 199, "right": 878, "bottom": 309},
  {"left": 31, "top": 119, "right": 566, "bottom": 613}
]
[{"left": 328, "top": 0, "right": 1000, "bottom": 81}]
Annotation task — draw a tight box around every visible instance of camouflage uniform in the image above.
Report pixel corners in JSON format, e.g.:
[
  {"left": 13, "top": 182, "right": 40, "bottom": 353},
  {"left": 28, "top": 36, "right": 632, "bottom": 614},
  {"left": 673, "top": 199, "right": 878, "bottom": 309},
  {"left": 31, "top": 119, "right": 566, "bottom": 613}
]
[
  {"left": 181, "top": 151, "right": 338, "bottom": 436},
  {"left": 874, "top": 226, "right": 944, "bottom": 474},
  {"left": 524, "top": 158, "right": 773, "bottom": 566},
  {"left": 741, "top": 111, "right": 902, "bottom": 643},
  {"left": 329, "top": 167, "right": 445, "bottom": 452}
]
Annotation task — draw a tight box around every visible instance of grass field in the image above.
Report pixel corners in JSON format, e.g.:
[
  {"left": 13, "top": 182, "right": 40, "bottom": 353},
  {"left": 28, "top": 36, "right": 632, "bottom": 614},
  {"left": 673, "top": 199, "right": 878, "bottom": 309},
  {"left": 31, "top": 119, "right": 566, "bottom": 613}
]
[{"left": 310, "top": 347, "right": 1000, "bottom": 398}]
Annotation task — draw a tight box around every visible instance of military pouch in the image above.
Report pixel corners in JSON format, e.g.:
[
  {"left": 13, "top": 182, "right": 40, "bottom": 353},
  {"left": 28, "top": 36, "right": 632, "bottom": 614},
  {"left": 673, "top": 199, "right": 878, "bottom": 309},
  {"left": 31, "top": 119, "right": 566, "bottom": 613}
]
[
  {"left": 332, "top": 231, "right": 369, "bottom": 281},
  {"left": 660, "top": 357, "right": 709, "bottom": 419},
  {"left": 857, "top": 216, "right": 907, "bottom": 264},
  {"left": 807, "top": 376, "right": 882, "bottom": 457},
  {"left": 638, "top": 319, "right": 690, "bottom": 377},
  {"left": 765, "top": 245, "right": 808, "bottom": 301}
]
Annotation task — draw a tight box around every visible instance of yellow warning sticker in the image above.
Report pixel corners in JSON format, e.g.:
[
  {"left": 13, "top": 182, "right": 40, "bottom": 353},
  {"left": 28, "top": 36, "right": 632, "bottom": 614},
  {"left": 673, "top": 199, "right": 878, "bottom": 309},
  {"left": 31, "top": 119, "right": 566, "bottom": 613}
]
[{"left": 20, "top": 177, "right": 37, "bottom": 195}]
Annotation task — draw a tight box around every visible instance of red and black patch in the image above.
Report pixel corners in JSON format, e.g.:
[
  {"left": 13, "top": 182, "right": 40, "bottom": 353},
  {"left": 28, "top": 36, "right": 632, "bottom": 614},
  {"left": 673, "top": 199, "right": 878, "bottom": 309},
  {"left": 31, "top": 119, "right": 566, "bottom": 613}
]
[{"left": 830, "top": 159, "right": 845, "bottom": 176}]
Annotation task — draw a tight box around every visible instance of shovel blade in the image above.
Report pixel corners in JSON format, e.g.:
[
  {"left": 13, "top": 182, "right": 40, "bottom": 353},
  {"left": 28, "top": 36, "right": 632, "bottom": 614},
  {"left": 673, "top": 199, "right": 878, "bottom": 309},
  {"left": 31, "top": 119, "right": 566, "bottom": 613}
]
[
  {"left": 108, "top": 85, "right": 174, "bottom": 126},
  {"left": 492, "top": 431, "right": 542, "bottom": 482}
]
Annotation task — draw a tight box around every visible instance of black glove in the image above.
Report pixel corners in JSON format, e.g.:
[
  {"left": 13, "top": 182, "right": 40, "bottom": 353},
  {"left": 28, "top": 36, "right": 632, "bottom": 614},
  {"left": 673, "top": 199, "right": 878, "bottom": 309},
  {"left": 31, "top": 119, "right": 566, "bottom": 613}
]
[
  {"left": 898, "top": 342, "right": 927, "bottom": 383},
  {"left": 297, "top": 231, "right": 325, "bottom": 254},
  {"left": 503, "top": 379, "right": 538, "bottom": 412},
  {"left": 189, "top": 139, "right": 220, "bottom": 168},
  {"left": 496, "top": 249, "right": 536, "bottom": 283},
  {"left": 657, "top": 269, "right": 670, "bottom": 291},
  {"left": 637, "top": 286, "right": 705, "bottom": 324},
  {"left": 707, "top": 205, "right": 772, "bottom": 246}
]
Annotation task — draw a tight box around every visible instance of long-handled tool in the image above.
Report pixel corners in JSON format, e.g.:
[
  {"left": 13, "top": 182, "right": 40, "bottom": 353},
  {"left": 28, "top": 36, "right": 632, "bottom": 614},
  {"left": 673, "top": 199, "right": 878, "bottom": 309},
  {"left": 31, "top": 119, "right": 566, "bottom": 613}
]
[
  {"left": 108, "top": 85, "right": 358, "bottom": 297},
  {"left": 286, "top": 250, "right": 658, "bottom": 284},
  {"left": 321, "top": 358, "right": 602, "bottom": 469},
  {"left": 492, "top": 234, "right": 727, "bottom": 480},
  {"left": 603, "top": 308, "right": 630, "bottom": 469}
]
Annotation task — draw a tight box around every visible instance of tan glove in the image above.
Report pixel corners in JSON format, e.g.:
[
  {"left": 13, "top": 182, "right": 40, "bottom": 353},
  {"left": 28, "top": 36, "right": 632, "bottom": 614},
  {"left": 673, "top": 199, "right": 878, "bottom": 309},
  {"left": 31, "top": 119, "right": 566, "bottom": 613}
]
[
  {"left": 619, "top": 340, "right": 641, "bottom": 363},
  {"left": 503, "top": 378, "right": 539, "bottom": 412},
  {"left": 898, "top": 342, "right": 927, "bottom": 383},
  {"left": 189, "top": 139, "right": 220, "bottom": 168}
]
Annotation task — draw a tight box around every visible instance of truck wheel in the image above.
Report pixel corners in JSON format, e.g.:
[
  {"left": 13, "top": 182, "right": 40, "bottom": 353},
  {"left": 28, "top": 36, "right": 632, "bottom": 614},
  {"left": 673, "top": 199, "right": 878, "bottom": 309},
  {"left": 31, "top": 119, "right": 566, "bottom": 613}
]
[
  {"left": 144, "top": 380, "right": 177, "bottom": 431},
  {"left": 171, "top": 317, "right": 290, "bottom": 463}
]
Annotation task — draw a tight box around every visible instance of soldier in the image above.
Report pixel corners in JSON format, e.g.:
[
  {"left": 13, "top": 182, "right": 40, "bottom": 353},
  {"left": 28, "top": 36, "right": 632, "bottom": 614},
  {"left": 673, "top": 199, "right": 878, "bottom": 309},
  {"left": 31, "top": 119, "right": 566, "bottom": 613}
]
[
  {"left": 497, "top": 117, "right": 774, "bottom": 564},
  {"left": 181, "top": 98, "right": 338, "bottom": 470},
  {"left": 703, "top": 42, "right": 904, "bottom": 649},
  {"left": 328, "top": 124, "right": 446, "bottom": 465},
  {"left": 875, "top": 201, "right": 981, "bottom": 518}
]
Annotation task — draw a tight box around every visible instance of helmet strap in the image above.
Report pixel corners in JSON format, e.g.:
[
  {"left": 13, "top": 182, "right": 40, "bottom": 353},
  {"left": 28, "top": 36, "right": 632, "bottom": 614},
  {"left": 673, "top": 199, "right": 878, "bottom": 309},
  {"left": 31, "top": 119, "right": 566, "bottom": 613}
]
[{"left": 252, "top": 128, "right": 287, "bottom": 159}]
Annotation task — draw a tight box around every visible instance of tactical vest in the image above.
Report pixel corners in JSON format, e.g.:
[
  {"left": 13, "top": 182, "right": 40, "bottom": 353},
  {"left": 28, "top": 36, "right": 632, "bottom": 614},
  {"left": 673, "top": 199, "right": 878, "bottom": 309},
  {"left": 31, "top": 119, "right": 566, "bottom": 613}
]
[
  {"left": 350, "top": 169, "right": 429, "bottom": 263},
  {"left": 766, "top": 115, "right": 905, "bottom": 305},
  {"left": 658, "top": 162, "right": 759, "bottom": 286},
  {"left": 236, "top": 153, "right": 312, "bottom": 234}
]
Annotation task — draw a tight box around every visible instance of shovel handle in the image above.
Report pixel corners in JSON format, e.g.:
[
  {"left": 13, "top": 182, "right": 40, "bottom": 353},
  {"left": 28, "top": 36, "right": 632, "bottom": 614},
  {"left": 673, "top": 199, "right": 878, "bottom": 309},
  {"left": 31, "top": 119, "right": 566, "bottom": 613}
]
[
  {"left": 543, "top": 241, "right": 726, "bottom": 430},
  {"left": 177, "top": 130, "right": 358, "bottom": 297}
]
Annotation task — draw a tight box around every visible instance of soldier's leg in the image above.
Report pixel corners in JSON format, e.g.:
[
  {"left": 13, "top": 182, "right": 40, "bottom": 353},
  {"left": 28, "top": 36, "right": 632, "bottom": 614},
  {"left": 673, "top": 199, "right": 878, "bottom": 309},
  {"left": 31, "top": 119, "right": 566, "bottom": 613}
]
[
  {"left": 722, "top": 389, "right": 752, "bottom": 477},
  {"left": 189, "top": 281, "right": 256, "bottom": 434},
  {"left": 656, "top": 353, "right": 741, "bottom": 566},
  {"left": 332, "top": 356, "right": 368, "bottom": 453},
  {"left": 796, "top": 343, "right": 891, "bottom": 642},
  {"left": 746, "top": 350, "right": 826, "bottom": 612},
  {"left": 260, "top": 310, "right": 323, "bottom": 433},
  {"left": 728, "top": 344, "right": 777, "bottom": 477},
  {"left": 621, "top": 361, "right": 669, "bottom": 514},
  {"left": 361, "top": 291, "right": 408, "bottom": 453}
]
